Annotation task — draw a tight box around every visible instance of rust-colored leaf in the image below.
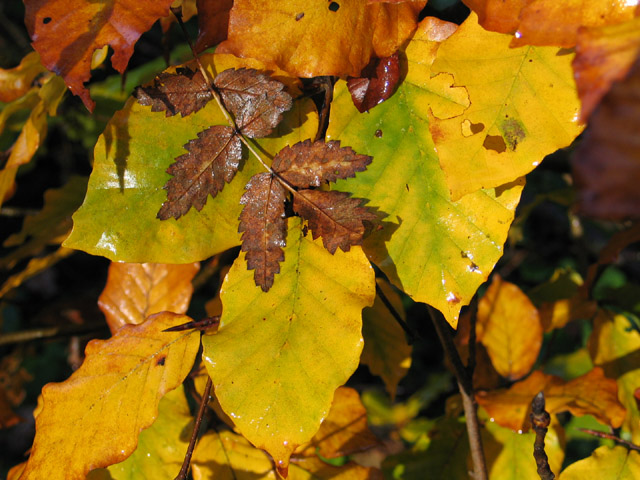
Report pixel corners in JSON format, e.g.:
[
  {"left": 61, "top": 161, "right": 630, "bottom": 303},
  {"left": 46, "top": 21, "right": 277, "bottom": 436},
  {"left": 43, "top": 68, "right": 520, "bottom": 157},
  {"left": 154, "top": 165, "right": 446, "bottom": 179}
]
[
  {"left": 134, "top": 68, "right": 213, "bottom": 117},
  {"left": 98, "top": 262, "right": 200, "bottom": 334},
  {"left": 347, "top": 53, "right": 401, "bottom": 113},
  {"left": 272, "top": 140, "right": 372, "bottom": 188},
  {"left": 476, "top": 367, "right": 626, "bottom": 432},
  {"left": 572, "top": 56, "right": 640, "bottom": 220},
  {"left": 24, "top": 0, "right": 175, "bottom": 111},
  {"left": 238, "top": 172, "right": 287, "bottom": 292},
  {"left": 195, "top": 0, "right": 233, "bottom": 52},
  {"left": 293, "top": 189, "right": 377, "bottom": 254},
  {"left": 214, "top": 68, "right": 293, "bottom": 138},
  {"left": 157, "top": 125, "right": 242, "bottom": 220}
]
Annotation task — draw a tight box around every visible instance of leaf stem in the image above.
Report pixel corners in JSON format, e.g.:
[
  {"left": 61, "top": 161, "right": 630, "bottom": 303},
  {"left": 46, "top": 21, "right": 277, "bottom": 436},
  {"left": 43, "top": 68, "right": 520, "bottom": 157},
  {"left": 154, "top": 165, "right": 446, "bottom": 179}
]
[
  {"left": 427, "top": 305, "right": 488, "bottom": 480},
  {"left": 375, "top": 282, "right": 415, "bottom": 344},
  {"left": 175, "top": 376, "right": 213, "bottom": 480},
  {"left": 579, "top": 428, "right": 640, "bottom": 452}
]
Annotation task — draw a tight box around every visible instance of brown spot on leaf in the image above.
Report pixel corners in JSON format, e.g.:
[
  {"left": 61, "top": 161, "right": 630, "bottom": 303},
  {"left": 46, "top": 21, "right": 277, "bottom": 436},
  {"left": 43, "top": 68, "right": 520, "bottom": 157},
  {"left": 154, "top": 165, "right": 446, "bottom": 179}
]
[
  {"left": 156, "top": 356, "right": 166, "bottom": 366},
  {"left": 483, "top": 135, "right": 507, "bottom": 153},
  {"left": 295, "top": 12, "right": 304, "bottom": 21},
  {"left": 375, "top": 129, "right": 383, "bottom": 138},
  {"left": 500, "top": 118, "right": 526, "bottom": 151}
]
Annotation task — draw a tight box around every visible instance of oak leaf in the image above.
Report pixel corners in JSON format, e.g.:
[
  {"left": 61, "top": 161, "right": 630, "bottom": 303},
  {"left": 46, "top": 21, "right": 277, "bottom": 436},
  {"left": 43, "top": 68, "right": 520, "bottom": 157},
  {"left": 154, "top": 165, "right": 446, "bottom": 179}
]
[
  {"left": 238, "top": 172, "right": 287, "bottom": 292},
  {"left": 347, "top": 53, "right": 401, "bottom": 113},
  {"left": 272, "top": 139, "right": 372, "bottom": 188},
  {"left": 214, "top": 68, "right": 293, "bottom": 138},
  {"left": 19, "top": 312, "right": 201, "bottom": 480},
  {"left": 293, "top": 189, "right": 378, "bottom": 254},
  {"left": 134, "top": 68, "right": 213, "bottom": 117},
  {"left": 158, "top": 125, "right": 242, "bottom": 220},
  {"left": 24, "top": 0, "right": 175, "bottom": 111}
]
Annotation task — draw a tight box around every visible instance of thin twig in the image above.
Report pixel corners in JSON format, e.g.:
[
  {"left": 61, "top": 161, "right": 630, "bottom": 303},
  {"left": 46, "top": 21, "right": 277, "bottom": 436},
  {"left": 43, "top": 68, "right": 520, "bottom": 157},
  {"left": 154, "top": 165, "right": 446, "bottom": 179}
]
[
  {"left": 427, "top": 306, "right": 487, "bottom": 480},
  {"left": 531, "top": 392, "right": 555, "bottom": 480},
  {"left": 175, "top": 377, "right": 213, "bottom": 480},
  {"left": 0, "top": 321, "right": 108, "bottom": 346},
  {"left": 579, "top": 428, "right": 640, "bottom": 452},
  {"left": 375, "top": 283, "right": 415, "bottom": 344}
]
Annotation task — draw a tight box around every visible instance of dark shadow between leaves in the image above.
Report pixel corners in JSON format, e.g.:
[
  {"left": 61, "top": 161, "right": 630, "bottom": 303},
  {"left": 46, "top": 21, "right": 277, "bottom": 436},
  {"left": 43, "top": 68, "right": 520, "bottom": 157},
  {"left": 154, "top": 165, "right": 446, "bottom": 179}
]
[
  {"left": 102, "top": 109, "right": 131, "bottom": 193},
  {"left": 361, "top": 210, "right": 403, "bottom": 291}
]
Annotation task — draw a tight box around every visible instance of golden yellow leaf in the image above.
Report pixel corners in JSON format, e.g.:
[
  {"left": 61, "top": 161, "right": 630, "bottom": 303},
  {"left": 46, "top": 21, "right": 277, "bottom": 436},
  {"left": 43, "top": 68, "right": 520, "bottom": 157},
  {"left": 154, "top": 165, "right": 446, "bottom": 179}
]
[
  {"left": 0, "top": 52, "right": 46, "bottom": 103},
  {"left": 476, "top": 275, "right": 542, "bottom": 380},
  {"left": 202, "top": 217, "right": 375, "bottom": 471},
  {"left": 98, "top": 262, "right": 200, "bottom": 333},
  {"left": 559, "top": 446, "right": 640, "bottom": 480},
  {"left": 19, "top": 312, "right": 200, "bottom": 480},
  {"left": 429, "top": 12, "right": 583, "bottom": 200}
]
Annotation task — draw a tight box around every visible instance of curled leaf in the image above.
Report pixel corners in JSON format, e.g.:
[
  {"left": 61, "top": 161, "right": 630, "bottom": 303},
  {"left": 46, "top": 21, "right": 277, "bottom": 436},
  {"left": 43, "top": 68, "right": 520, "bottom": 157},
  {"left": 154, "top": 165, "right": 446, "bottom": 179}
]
[
  {"left": 158, "top": 125, "right": 242, "bottom": 220},
  {"left": 347, "top": 53, "right": 401, "bottom": 113},
  {"left": 239, "top": 172, "right": 287, "bottom": 291},
  {"left": 272, "top": 139, "right": 372, "bottom": 188},
  {"left": 214, "top": 68, "right": 292, "bottom": 137}
]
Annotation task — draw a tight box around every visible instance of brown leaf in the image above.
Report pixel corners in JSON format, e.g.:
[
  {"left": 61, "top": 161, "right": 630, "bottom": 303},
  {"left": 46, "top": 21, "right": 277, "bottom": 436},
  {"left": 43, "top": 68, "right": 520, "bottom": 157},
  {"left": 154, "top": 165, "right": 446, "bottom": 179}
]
[
  {"left": 195, "top": 0, "right": 233, "bottom": 52},
  {"left": 293, "top": 190, "right": 377, "bottom": 254},
  {"left": 272, "top": 140, "right": 372, "bottom": 188},
  {"left": 157, "top": 125, "right": 242, "bottom": 220},
  {"left": 134, "top": 68, "right": 213, "bottom": 117},
  {"left": 238, "top": 173, "right": 287, "bottom": 292},
  {"left": 347, "top": 53, "right": 401, "bottom": 113},
  {"left": 213, "top": 68, "right": 292, "bottom": 138}
]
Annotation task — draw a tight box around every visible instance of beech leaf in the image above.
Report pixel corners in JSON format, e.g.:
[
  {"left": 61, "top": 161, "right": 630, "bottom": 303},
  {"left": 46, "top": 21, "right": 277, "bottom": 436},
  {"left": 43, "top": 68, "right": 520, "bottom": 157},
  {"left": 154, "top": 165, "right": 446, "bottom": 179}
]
[
  {"left": 157, "top": 125, "right": 242, "bottom": 220},
  {"left": 134, "top": 68, "right": 213, "bottom": 117},
  {"left": 272, "top": 139, "right": 372, "bottom": 188},
  {"left": 347, "top": 53, "right": 401, "bottom": 113},
  {"left": 19, "top": 312, "right": 201, "bottom": 480},
  {"left": 195, "top": 0, "right": 233, "bottom": 52},
  {"left": 214, "top": 68, "right": 293, "bottom": 138},
  {"left": 0, "top": 52, "right": 46, "bottom": 103},
  {"left": 293, "top": 189, "right": 378, "bottom": 254},
  {"left": 238, "top": 172, "right": 287, "bottom": 292},
  {"left": 559, "top": 446, "right": 640, "bottom": 480}
]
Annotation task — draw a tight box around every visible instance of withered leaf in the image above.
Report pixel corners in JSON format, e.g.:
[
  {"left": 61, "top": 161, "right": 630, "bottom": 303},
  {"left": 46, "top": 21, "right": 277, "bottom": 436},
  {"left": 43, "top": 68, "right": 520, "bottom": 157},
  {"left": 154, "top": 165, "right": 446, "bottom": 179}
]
[
  {"left": 214, "top": 68, "right": 292, "bottom": 138},
  {"left": 157, "top": 125, "right": 242, "bottom": 220},
  {"left": 134, "top": 68, "right": 212, "bottom": 117},
  {"left": 272, "top": 140, "right": 372, "bottom": 188},
  {"left": 293, "top": 189, "right": 377, "bottom": 254},
  {"left": 347, "top": 53, "right": 401, "bottom": 113},
  {"left": 239, "top": 172, "right": 287, "bottom": 291}
]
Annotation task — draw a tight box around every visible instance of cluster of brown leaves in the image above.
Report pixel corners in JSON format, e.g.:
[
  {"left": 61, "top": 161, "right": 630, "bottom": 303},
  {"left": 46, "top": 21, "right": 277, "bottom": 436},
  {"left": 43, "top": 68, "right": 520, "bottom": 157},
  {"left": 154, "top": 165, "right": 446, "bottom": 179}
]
[{"left": 135, "top": 68, "right": 377, "bottom": 291}]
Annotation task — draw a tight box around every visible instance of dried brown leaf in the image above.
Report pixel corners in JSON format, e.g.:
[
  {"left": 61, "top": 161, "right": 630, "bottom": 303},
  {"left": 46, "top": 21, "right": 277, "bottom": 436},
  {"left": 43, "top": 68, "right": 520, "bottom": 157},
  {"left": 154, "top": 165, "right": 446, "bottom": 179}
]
[
  {"left": 347, "top": 53, "right": 401, "bottom": 113},
  {"left": 239, "top": 173, "right": 287, "bottom": 291},
  {"left": 214, "top": 68, "right": 292, "bottom": 138},
  {"left": 293, "top": 190, "right": 377, "bottom": 254},
  {"left": 134, "top": 68, "right": 212, "bottom": 117},
  {"left": 158, "top": 125, "right": 242, "bottom": 220},
  {"left": 272, "top": 140, "right": 372, "bottom": 188}
]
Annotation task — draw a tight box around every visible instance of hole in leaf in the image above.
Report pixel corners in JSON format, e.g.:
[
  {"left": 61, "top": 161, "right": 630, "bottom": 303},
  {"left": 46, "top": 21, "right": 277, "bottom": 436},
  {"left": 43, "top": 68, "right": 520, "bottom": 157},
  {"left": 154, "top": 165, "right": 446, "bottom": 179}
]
[
  {"left": 329, "top": 2, "right": 340, "bottom": 12},
  {"left": 461, "top": 119, "right": 485, "bottom": 137},
  {"left": 43, "top": 17, "right": 52, "bottom": 24},
  {"left": 483, "top": 135, "right": 507, "bottom": 153},
  {"left": 375, "top": 129, "right": 383, "bottom": 138}
]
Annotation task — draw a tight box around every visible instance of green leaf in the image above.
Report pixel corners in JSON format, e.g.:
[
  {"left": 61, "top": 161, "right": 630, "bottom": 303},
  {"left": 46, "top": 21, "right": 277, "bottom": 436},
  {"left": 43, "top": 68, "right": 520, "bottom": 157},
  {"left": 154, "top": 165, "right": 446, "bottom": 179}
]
[{"left": 202, "top": 217, "right": 375, "bottom": 470}]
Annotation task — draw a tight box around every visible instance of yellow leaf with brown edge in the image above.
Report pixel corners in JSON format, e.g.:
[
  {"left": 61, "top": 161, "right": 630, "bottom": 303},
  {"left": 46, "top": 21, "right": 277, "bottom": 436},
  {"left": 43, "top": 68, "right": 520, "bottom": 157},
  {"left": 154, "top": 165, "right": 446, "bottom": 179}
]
[
  {"left": 99, "top": 262, "right": 200, "bottom": 334},
  {"left": 429, "top": 12, "right": 583, "bottom": 200},
  {"left": 559, "top": 446, "right": 640, "bottom": 480},
  {"left": 0, "top": 52, "right": 47, "bottom": 103},
  {"left": 476, "top": 367, "right": 626, "bottom": 432},
  {"left": 476, "top": 275, "right": 542, "bottom": 380},
  {"left": 218, "top": 0, "right": 425, "bottom": 77},
  {"left": 19, "top": 312, "right": 200, "bottom": 480}
]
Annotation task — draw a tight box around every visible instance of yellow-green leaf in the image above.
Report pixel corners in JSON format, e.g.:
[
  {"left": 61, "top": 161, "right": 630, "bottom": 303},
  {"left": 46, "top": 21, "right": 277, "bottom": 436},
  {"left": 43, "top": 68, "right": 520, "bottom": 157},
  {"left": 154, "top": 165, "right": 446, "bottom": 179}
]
[
  {"left": 64, "top": 53, "right": 317, "bottom": 262},
  {"left": 326, "top": 17, "right": 523, "bottom": 327},
  {"left": 429, "top": 12, "right": 583, "bottom": 200},
  {"left": 559, "top": 446, "right": 640, "bottom": 480},
  {"left": 19, "top": 312, "right": 200, "bottom": 480},
  {"left": 202, "top": 217, "right": 375, "bottom": 470}
]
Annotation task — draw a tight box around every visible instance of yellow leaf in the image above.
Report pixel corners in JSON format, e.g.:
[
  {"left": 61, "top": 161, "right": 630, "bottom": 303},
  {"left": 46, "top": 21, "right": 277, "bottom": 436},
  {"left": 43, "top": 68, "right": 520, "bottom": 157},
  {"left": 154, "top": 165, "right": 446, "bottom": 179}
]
[
  {"left": 0, "top": 52, "right": 47, "bottom": 103},
  {"left": 476, "top": 275, "right": 542, "bottom": 380},
  {"left": 202, "top": 217, "right": 375, "bottom": 470},
  {"left": 361, "top": 279, "right": 412, "bottom": 399},
  {"left": 559, "top": 446, "right": 640, "bottom": 480},
  {"left": 99, "top": 262, "right": 200, "bottom": 333},
  {"left": 19, "top": 312, "right": 200, "bottom": 480},
  {"left": 429, "top": 12, "right": 583, "bottom": 200},
  {"left": 0, "top": 247, "right": 74, "bottom": 297}
]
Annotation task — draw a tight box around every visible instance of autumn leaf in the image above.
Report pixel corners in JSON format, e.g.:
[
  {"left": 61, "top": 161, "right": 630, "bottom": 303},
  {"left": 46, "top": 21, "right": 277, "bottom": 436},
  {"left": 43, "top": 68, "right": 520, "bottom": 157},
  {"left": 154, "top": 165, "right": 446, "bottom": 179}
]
[
  {"left": 293, "top": 189, "right": 378, "bottom": 254},
  {"left": 559, "top": 446, "right": 640, "bottom": 480},
  {"left": 347, "top": 53, "right": 401, "bottom": 113},
  {"left": 476, "top": 367, "right": 626, "bottom": 432},
  {"left": 272, "top": 140, "right": 372, "bottom": 188},
  {"left": 327, "top": 16, "right": 523, "bottom": 326},
  {"left": 19, "top": 312, "right": 200, "bottom": 480},
  {"left": 98, "top": 262, "right": 200, "bottom": 333},
  {"left": 24, "top": 0, "right": 175, "bottom": 111},
  {"left": 0, "top": 247, "right": 74, "bottom": 298},
  {"left": 429, "top": 12, "right": 583, "bottom": 200},
  {"left": 214, "top": 68, "right": 293, "bottom": 138},
  {"left": 134, "top": 68, "right": 213, "bottom": 117},
  {"left": 195, "top": 0, "right": 234, "bottom": 52},
  {"left": 476, "top": 275, "right": 543, "bottom": 380},
  {"left": 0, "top": 52, "right": 46, "bottom": 103},
  {"left": 202, "top": 217, "right": 375, "bottom": 470}
]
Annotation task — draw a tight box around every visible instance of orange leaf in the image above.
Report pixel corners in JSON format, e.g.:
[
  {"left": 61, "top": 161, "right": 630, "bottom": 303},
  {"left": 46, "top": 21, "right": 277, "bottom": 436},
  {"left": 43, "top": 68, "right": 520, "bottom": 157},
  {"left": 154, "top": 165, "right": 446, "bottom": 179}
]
[
  {"left": 98, "top": 262, "right": 200, "bottom": 334},
  {"left": 476, "top": 275, "right": 542, "bottom": 380},
  {"left": 195, "top": 0, "right": 233, "bottom": 52},
  {"left": 238, "top": 173, "right": 287, "bottom": 292},
  {"left": 476, "top": 367, "right": 626, "bottom": 432},
  {"left": 218, "top": 0, "right": 425, "bottom": 77},
  {"left": 24, "top": 0, "right": 175, "bottom": 111},
  {"left": 19, "top": 312, "right": 200, "bottom": 480}
]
